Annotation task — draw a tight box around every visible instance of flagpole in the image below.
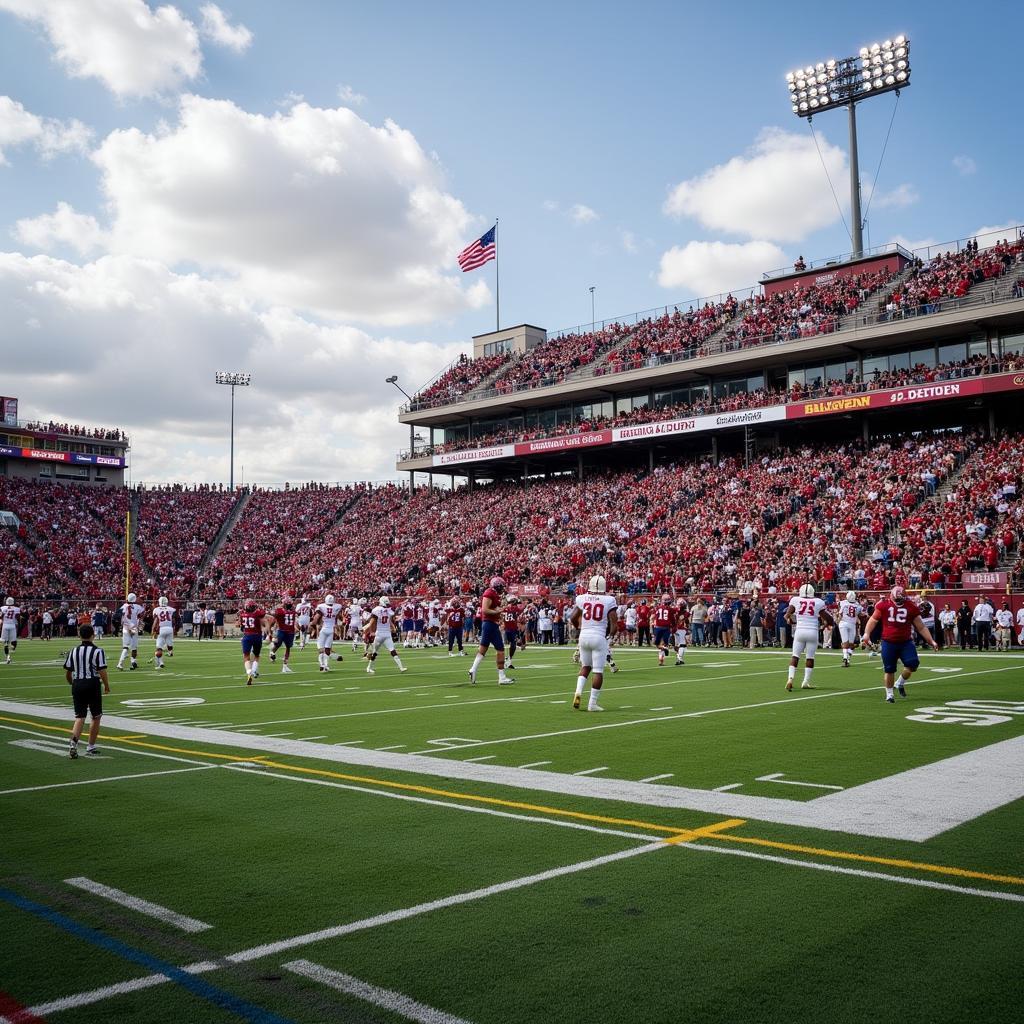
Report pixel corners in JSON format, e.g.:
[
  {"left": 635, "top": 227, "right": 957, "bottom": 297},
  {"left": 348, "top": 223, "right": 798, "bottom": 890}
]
[{"left": 495, "top": 218, "right": 500, "bottom": 332}]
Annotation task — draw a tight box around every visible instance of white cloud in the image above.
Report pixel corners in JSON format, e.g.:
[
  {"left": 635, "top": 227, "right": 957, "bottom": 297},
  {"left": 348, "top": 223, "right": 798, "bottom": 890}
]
[
  {"left": 0, "top": 95, "right": 91, "bottom": 164},
  {"left": 91, "top": 95, "right": 489, "bottom": 325},
  {"left": 0, "top": 0, "right": 202, "bottom": 98},
  {"left": 13, "top": 201, "right": 108, "bottom": 254},
  {"left": 971, "top": 221, "right": 1023, "bottom": 246},
  {"left": 199, "top": 3, "right": 251, "bottom": 53},
  {"left": 872, "top": 183, "right": 919, "bottom": 210},
  {"left": 658, "top": 239, "right": 786, "bottom": 297},
  {"left": 621, "top": 230, "right": 638, "bottom": 254},
  {"left": 0, "top": 251, "right": 462, "bottom": 482},
  {"left": 568, "top": 203, "right": 598, "bottom": 225},
  {"left": 664, "top": 127, "right": 846, "bottom": 243},
  {"left": 891, "top": 234, "right": 937, "bottom": 254},
  {"left": 542, "top": 199, "right": 559, "bottom": 213},
  {"left": 337, "top": 84, "right": 366, "bottom": 106},
  {"left": 952, "top": 155, "right": 977, "bottom": 176}
]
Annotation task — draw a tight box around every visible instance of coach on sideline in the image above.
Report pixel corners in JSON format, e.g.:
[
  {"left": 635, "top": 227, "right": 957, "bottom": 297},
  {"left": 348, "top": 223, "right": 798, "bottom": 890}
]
[{"left": 65, "top": 624, "right": 110, "bottom": 759}]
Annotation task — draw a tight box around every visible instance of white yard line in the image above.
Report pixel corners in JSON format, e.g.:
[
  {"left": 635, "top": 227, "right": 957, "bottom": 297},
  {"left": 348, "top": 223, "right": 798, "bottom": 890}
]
[
  {"left": 713, "top": 783, "right": 743, "bottom": 792},
  {"left": 284, "top": 960, "right": 474, "bottom": 1024},
  {"left": 757, "top": 773, "right": 844, "bottom": 791},
  {"left": 64, "top": 877, "right": 213, "bottom": 932},
  {"left": 517, "top": 761, "right": 552, "bottom": 769},
  {"left": 640, "top": 774, "right": 674, "bottom": 783},
  {"left": 572, "top": 766, "right": 609, "bottom": 776},
  {"left": 0, "top": 765, "right": 216, "bottom": 796},
  {"left": 463, "top": 755, "right": 496, "bottom": 762}
]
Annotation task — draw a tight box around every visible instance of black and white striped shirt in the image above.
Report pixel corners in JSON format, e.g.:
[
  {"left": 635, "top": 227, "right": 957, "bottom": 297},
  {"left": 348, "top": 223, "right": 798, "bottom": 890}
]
[{"left": 64, "top": 643, "right": 107, "bottom": 681}]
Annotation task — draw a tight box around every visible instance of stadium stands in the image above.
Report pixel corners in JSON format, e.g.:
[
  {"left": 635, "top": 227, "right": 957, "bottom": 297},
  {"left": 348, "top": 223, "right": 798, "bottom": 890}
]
[{"left": 135, "top": 486, "right": 239, "bottom": 596}]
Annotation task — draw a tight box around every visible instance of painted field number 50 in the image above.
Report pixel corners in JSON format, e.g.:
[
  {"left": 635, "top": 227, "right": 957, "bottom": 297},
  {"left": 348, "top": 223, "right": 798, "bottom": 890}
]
[{"left": 907, "top": 699, "right": 1024, "bottom": 726}]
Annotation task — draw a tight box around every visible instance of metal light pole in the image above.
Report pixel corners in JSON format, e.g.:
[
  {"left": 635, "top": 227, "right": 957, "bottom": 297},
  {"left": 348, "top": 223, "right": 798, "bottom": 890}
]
[
  {"left": 589, "top": 286, "right": 596, "bottom": 332},
  {"left": 387, "top": 376, "right": 417, "bottom": 496},
  {"left": 785, "top": 35, "right": 910, "bottom": 259},
  {"left": 215, "top": 371, "right": 251, "bottom": 489}
]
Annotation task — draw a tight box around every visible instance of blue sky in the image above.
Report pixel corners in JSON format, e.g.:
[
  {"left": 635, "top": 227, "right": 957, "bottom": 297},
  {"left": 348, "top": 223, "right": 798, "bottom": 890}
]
[{"left": 0, "top": 1, "right": 1020, "bottom": 482}]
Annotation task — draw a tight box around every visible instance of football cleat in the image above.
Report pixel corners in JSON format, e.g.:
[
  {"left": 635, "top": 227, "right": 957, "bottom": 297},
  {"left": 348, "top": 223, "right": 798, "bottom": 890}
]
[
  {"left": 270, "top": 652, "right": 276, "bottom": 662},
  {"left": 281, "top": 664, "right": 293, "bottom": 674},
  {"left": 335, "top": 654, "right": 345, "bottom": 662},
  {"left": 498, "top": 677, "right": 515, "bottom": 686},
  {"left": 587, "top": 704, "right": 605, "bottom": 712},
  {"left": 85, "top": 746, "right": 99, "bottom": 756},
  {"left": 675, "top": 659, "right": 685, "bottom": 666},
  {"left": 896, "top": 681, "right": 907, "bottom": 698},
  {"left": 885, "top": 694, "right": 895, "bottom": 704},
  {"left": 246, "top": 675, "right": 252, "bottom": 686},
  {"left": 468, "top": 671, "right": 476, "bottom": 686},
  {"left": 366, "top": 665, "right": 375, "bottom": 674},
  {"left": 572, "top": 693, "right": 581, "bottom": 709},
  {"left": 68, "top": 741, "right": 78, "bottom": 759},
  {"left": 399, "top": 666, "right": 408, "bottom": 673},
  {"left": 507, "top": 662, "right": 516, "bottom": 670},
  {"left": 801, "top": 682, "right": 814, "bottom": 690},
  {"left": 785, "top": 681, "right": 793, "bottom": 692},
  {"left": 129, "top": 663, "right": 137, "bottom": 671}
]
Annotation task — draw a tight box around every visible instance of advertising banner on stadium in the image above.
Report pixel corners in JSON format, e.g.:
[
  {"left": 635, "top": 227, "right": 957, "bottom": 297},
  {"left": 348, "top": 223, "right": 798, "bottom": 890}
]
[
  {"left": 961, "top": 571, "right": 1008, "bottom": 591},
  {"left": 433, "top": 443, "right": 514, "bottom": 467},
  {"left": 0, "top": 446, "right": 125, "bottom": 468},
  {"left": 613, "top": 405, "right": 787, "bottom": 443},
  {"left": 514, "top": 429, "right": 612, "bottom": 456},
  {"left": 0, "top": 397, "right": 16, "bottom": 426},
  {"left": 787, "top": 372, "right": 1024, "bottom": 420}
]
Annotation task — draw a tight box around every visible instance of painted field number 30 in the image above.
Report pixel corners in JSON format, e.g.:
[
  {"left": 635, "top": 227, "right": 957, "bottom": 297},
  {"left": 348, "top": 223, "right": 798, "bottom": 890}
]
[{"left": 907, "top": 699, "right": 1024, "bottom": 726}]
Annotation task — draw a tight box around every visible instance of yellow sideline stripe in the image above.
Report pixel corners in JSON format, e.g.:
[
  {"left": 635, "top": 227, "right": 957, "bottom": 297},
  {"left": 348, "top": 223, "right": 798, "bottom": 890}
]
[
  {"left": 248, "top": 756, "right": 740, "bottom": 840},
  {"left": 3, "top": 714, "right": 1022, "bottom": 886},
  {"left": 709, "top": 832, "right": 1024, "bottom": 887}
]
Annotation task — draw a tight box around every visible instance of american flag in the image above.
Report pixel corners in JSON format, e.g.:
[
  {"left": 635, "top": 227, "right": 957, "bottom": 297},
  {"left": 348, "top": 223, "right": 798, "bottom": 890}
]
[{"left": 457, "top": 225, "right": 496, "bottom": 272}]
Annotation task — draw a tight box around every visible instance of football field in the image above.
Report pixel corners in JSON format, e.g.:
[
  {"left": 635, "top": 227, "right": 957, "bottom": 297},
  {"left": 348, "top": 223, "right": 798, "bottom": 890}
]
[{"left": 2, "top": 636, "right": 1023, "bottom": 1024}]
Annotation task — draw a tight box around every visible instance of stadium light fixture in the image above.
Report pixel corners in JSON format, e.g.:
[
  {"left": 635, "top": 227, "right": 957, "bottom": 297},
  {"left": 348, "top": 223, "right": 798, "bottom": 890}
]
[
  {"left": 785, "top": 35, "right": 910, "bottom": 258},
  {"left": 385, "top": 375, "right": 414, "bottom": 403},
  {"left": 215, "top": 370, "right": 251, "bottom": 490},
  {"left": 589, "top": 286, "right": 596, "bottom": 333}
]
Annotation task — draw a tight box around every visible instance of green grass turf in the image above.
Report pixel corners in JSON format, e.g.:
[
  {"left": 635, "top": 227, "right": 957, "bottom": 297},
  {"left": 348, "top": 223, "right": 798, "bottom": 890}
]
[{"left": 1, "top": 636, "right": 1022, "bottom": 1022}]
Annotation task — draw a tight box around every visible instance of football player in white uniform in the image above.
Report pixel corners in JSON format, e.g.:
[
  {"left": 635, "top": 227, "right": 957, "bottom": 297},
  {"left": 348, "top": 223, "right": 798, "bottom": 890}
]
[
  {"left": 151, "top": 596, "right": 176, "bottom": 669},
  {"left": 1, "top": 597, "right": 20, "bottom": 664},
  {"left": 347, "top": 599, "right": 364, "bottom": 650},
  {"left": 837, "top": 591, "right": 861, "bottom": 667},
  {"left": 117, "top": 593, "right": 146, "bottom": 670},
  {"left": 783, "top": 584, "right": 834, "bottom": 691},
  {"left": 295, "top": 596, "right": 312, "bottom": 649},
  {"left": 364, "top": 596, "right": 407, "bottom": 675},
  {"left": 569, "top": 575, "right": 618, "bottom": 712},
  {"left": 313, "top": 595, "right": 341, "bottom": 672}
]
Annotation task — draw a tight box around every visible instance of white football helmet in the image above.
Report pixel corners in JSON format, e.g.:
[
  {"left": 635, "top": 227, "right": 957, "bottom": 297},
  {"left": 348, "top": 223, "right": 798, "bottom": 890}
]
[
  {"left": 380, "top": 596, "right": 391, "bottom": 607},
  {"left": 4, "top": 596, "right": 13, "bottom": 606},
  {"left": 358, "top": 597, "right": 367, "bottom": 606},
  {"left": 845, "top": 590, "right": 856, "bottom": 603},
  {"left": 158, "top": 596, "right": 168, "bottom": 607},
  {"left": 325, "top": 594, "right": 335, "bottom": 605},
  {"left": 127, "top": 592, "right": 138, "bottom": 604},
  {"left": 588, "top": 575, "right": 607, "bottom": 594},
  {"left": 798, "top": 584, "right": 815, "bottom": 599}
]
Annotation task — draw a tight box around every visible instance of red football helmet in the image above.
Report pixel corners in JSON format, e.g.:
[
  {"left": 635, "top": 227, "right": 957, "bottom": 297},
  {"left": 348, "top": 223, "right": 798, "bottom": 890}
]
[
  {"left": 890, "top": 585, "right": 907, "bottom": 605},
  {"left": 490, "top": 576, "right": 506, "bottom": 593}
]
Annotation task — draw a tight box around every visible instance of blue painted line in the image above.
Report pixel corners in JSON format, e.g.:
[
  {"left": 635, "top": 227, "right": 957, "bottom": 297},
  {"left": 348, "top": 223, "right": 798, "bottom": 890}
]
[{"left": 0, "top": 887, "right": 294, "bottom": 1024}]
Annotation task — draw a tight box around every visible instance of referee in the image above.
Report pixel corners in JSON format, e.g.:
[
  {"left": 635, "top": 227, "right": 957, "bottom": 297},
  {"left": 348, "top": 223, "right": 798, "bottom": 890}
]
[{"left": 65, "top": 624, "right": 110, "bottom": 759}]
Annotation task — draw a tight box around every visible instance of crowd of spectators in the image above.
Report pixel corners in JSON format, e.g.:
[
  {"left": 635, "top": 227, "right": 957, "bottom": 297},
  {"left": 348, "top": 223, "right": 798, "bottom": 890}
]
[
  {"left": 135, "top": 485, "right": 239, "bottom": 596},
  {"left": 492, "top": 326, "right": 626, "bottom": 394},
  {"left": 200, "top": 484, "right": 369, "bottom": 599},
  {"left": 0, "top": 477, "right": 143, "bottom": 599},
  {"left": 21, "top": 421, "right": 127, "bottom": 441},
  {"left": 412, "top": 352, "right": 512, "bottom": 409},
  {"left": 420, "top": 352, "right": 1020, "bottom": 459},
  {"left": 881, "top": 237, "right": 1024, "bottom": 318},
  {"left": 1, "top": 429, "right": 1019, "bottom": 605}
]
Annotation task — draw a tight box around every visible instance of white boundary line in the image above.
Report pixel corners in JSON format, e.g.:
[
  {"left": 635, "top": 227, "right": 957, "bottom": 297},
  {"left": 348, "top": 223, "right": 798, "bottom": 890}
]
[
  {"left": 0, "top": 765, "right": 216, "bottom": 796},
  {"left": 64, "top": 877, "right": 213, "bottom": 933},
  {"left": 284, "top": 960, "right": 474, "bottom": 1024}
]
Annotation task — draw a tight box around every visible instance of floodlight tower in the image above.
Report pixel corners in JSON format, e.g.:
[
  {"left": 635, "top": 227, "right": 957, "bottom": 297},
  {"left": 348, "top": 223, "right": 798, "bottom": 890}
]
[
  {"left": 215, "top": 370, "right": 251, "bottom": 489},
  {"left": 785, "top": 35, "right": 910, "bottom": 258}
]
